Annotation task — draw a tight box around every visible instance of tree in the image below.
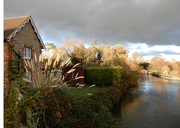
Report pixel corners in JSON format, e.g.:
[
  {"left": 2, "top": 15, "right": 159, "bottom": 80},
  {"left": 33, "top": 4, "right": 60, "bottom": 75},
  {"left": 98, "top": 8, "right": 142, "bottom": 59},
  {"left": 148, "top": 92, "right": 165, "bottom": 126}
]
[
  {"left": 177, "top": 62, "right": 180, "bottom": 75},
  {"left": 139, "top": 62, "right": 149, "bottom": 70},
  {"left": 111, "top": 55, "right": 128, "bottom": 67},
  {"left": 57, "top": 39, "right": 87, "bottom": 65},
  {"left": 149, "top": 54, "right": 166, "bottom": 72},
  {"left": 95, "top": 44, "right": 129, "bottom": 67},
  {"left": 85, "top": 46, "right": 98, "bottom": 66},
  {"left": 91, "top": 38, "right": 98, "bottom": 45},
  {"left": 45, "top": 42, "right": 57, "bottom": 51},
  {"left": 130, "top": 52, "right": 139, "bottom": 62},
  {"left": 43, "top": 42, "right": 58, "bottom": 59}
]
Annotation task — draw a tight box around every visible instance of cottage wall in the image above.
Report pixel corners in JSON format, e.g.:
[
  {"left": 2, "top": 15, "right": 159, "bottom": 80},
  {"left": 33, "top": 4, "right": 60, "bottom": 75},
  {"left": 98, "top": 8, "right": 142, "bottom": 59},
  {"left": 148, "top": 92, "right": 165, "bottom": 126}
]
[{"left": 10, "top": 22, "right": 42, "bottom": 81}]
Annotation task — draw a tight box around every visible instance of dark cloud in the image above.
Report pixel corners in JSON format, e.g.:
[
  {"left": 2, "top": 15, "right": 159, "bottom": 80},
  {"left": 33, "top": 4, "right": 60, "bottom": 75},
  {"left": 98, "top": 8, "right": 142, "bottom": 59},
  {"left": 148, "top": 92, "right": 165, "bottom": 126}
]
[{"left": 4, "top": 0, "right": 180, "bottom": 46}]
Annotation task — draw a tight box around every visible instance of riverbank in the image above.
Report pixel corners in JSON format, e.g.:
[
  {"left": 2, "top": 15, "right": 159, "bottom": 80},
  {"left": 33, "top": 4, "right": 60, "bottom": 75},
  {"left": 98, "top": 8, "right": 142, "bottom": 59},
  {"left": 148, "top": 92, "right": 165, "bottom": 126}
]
[
  {"left": 151, "top": 73, "right": 180, "bottom": 81},
  {"left": 59, "top": 85, "right": 124, "bottom": 128}
]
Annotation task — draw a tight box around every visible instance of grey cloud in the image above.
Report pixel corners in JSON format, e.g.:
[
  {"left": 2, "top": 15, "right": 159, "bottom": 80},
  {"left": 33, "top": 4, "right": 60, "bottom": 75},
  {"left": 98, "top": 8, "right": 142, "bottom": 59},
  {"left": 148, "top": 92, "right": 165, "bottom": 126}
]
[
  {"left": 4, "top": 0, "right": 180, "bottom": 46},
  {"left": 139, "top": 49, "right": 180, "bottom": 56}
]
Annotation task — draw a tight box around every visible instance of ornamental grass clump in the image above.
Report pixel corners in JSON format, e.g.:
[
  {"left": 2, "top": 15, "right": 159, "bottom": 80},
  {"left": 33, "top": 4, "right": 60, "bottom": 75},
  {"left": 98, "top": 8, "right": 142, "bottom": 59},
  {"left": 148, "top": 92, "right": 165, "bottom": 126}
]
[
  {"left": 22, "top": 52, "right": 85, "bottom": 127},
  {"left": 4, "top": 51, "right": 85, "bottom": 128}
]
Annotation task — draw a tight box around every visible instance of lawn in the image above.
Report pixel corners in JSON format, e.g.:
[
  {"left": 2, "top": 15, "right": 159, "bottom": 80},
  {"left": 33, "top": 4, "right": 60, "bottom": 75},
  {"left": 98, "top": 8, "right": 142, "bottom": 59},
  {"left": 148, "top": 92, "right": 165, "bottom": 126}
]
[{"left": 65, "top": 85, "right": 107, "bottom": 100}]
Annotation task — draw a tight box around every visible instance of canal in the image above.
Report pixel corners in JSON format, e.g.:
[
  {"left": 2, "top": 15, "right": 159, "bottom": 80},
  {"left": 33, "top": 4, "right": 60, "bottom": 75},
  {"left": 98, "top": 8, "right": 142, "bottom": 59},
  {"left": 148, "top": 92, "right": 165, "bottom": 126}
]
[{"left": 114, "top": 75, "right": 180, "bottom": 128}]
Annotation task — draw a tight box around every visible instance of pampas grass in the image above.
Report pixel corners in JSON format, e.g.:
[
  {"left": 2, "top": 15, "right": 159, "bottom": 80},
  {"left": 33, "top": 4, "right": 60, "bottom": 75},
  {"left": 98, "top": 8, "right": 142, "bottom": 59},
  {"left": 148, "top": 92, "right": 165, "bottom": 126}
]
[
  {"left": 73, "top": 63, "right": 80, "bottom": 68},
  {"left": 7, "top": 51, "right": 85, "bottom": 128},
  {"left": 23, "top": 51, "right": 85, "bottom": 89}
]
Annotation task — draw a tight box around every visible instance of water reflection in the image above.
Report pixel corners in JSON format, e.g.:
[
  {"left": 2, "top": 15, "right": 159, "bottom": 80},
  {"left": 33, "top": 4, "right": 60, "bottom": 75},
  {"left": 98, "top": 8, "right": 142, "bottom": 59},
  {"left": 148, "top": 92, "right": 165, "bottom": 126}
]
[{"left": 114, "top": 75, "right": 180, "bottom": 128}]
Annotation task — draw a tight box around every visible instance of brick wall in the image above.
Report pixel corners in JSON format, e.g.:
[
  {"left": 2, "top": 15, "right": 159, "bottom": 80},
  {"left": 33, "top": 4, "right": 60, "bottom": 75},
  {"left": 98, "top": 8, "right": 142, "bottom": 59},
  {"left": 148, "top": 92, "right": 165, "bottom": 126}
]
[{"left": 4, "top": 38, "right": 13, "bottom": 85}]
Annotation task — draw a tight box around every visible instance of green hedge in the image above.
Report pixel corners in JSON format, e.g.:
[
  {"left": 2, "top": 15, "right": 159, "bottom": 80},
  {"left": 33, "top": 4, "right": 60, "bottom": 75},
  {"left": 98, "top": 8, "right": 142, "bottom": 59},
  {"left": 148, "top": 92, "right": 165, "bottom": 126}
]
[{"left": 86, "top": 67, "right": 122, "bottom": 86}]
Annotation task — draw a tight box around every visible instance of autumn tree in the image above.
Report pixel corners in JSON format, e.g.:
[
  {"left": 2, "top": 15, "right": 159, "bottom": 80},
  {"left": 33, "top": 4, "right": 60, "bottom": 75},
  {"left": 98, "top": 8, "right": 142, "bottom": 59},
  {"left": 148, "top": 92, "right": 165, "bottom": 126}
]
[
  {"left": 177, "top": 62, "right": 180, "bottom": 75},
  {"left": 131, "top": 52, "right": 139, "bottom": 62},
  {"left": 44, "top": 42, "right": 62, "bottom": 60},
  {"left": 128, "top": 52, "right": 144, "bottom": 71},
  {"left": 42, "top": 42, "right": 68, "bottom": 69},
  {"left": 111, "top": 55, "right": 128, "bottom": 67},
  {"left": 167, "top": 58, "right": 176, "bottom": 72},
  {"left": 149, "top": 54, "right": 167, "bottom": 73},
  {"left": 57, "top": 39, "right": 86, "bottom": 65},
  {"left": 91, "top": 38, "right": 98, "bottom": 45},
  {"left": 43, "top": 40, "right": 144, "bottom": 87},
  {"left": 94, "top": 44, "right": 129, "bottom": 67}
]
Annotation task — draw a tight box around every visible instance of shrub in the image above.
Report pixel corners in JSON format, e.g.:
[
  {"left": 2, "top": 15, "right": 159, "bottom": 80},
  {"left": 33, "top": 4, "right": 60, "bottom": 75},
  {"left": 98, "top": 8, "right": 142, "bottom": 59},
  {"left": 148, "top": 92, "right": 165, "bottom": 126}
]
[
  {"left": 73, "top": 104, "right": 115, "bottom": 128},
  {"left": 37, "top": 88, "right": 74, "bottom": 127},
  {"left": 4, "top": 79, "right": 25, "bottom": 128},
  {"left": 86, "top": 67, "right": 122, "bottom": 86},
  {"left": 74, "top": 104, "right": 95, "bottom": 128},
  {"left": 72, "top": 87, "right": 121, "bottom": 128},
  {"left": 93, "top": 108, "right": 115, "bottom": 128},
  {"left": 120, "top": 66, "right": 141, "bottom": 87}
]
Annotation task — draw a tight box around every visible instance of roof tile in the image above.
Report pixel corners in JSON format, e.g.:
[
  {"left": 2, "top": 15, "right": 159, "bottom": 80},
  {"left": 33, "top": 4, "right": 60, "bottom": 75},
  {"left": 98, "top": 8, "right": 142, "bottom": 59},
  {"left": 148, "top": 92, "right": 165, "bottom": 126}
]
[{"left": 4, "top": 15, "right": 30, "bottom": 39}]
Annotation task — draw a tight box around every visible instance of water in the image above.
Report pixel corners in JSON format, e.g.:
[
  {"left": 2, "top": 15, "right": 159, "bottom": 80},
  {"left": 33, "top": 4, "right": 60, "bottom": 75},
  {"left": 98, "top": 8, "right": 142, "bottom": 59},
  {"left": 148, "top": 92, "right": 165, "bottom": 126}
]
[{"left": 114, "top": 75, "right": 180, "bottom": 128}]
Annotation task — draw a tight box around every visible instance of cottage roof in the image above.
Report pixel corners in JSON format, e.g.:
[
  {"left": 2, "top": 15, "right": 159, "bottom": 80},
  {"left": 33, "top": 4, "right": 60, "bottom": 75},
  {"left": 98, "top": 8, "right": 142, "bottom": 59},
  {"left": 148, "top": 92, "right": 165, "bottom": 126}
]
[{"left": 4, "top": 15, "right": 45, "bottom": 49}]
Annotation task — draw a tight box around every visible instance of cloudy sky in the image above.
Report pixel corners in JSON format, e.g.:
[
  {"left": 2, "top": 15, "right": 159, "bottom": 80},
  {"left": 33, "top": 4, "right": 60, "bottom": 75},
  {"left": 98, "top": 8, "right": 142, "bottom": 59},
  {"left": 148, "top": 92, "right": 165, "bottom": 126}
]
[{"left": 4, "top": 0, "right": 180, "bottom": 61}]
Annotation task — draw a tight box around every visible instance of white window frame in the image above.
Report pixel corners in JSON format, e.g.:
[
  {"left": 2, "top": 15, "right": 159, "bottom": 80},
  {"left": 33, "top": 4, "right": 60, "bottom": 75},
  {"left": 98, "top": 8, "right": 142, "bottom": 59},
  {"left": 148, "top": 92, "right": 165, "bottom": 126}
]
[
  {"left": 24, "top": 71, "right": 32, "bottom": 82},
  {"left": 24, "top": 48, "right": 31, "bottom": 59}
]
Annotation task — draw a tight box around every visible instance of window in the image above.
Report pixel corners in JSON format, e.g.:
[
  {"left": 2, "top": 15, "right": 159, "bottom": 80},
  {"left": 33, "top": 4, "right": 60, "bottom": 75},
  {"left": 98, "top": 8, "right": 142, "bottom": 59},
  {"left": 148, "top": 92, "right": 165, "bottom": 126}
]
[
  {"left": 24, "top": 71, "right": 31, "bottom": 82},
  {"left": 24, "top": 48, "right": 31, "bottom": 59}
]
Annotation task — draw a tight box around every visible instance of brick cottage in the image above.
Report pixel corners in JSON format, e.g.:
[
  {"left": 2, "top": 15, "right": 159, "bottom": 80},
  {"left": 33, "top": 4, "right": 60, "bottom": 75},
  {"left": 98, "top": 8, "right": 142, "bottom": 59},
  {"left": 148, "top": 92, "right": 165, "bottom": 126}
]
[{"left": 4, "top": 15, "right": 45, "bottom": 84}]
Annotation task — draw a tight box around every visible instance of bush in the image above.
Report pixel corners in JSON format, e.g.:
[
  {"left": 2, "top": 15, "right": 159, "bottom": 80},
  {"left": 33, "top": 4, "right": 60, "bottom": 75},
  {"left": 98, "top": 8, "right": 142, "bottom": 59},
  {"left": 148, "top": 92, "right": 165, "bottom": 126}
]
[
  {"left": 4, "top": 79, "right": 23, "bottom": 128},
  {"left": 37, "top": 86, "right": 122, "bottom": 128},
  {"left": 37, "top": 88, "right": 74, "bottom": 127},
  {"left": 73, "top": 104, "right": 115, "bottom": 128},
  {"left": 74, "top": 104, "right": 95, "bottom": 128},
  {"left": 93, "top": 108, "right": 115, "bottom": 128},
  {"left": 86, "top": 67, "right": 122, "bottom": 86},
  {"left": 72, "top": 87, "right": 121, "bottom": 128},
  {"left": 120, "top": 66, "right": 141, "bottom": 87}
]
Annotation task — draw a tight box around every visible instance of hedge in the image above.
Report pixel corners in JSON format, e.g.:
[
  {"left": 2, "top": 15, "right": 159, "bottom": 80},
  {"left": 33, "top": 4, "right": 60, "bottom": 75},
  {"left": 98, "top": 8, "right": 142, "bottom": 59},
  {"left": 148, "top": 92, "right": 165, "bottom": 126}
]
[{"left": 86, "top": 67, "right": 122, "bottom": 86}]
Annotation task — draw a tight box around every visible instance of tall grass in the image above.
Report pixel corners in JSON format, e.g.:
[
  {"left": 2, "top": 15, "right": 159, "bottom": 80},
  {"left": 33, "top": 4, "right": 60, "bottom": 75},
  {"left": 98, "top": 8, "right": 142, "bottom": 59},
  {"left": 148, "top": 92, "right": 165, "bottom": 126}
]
[
  {"left": 4, "top": 51, "right": 85, "bottom": 127},
  {"left": 23, "top": 52, "right": 85, "bottom": 127}
]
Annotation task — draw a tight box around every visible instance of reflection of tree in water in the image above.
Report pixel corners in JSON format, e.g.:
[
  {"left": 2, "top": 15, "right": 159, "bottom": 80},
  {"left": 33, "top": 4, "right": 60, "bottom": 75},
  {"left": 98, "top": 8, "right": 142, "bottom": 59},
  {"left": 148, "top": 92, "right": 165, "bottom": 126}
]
[{"left": 113, "top": 87, "right": 145, "bottom": 118}]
